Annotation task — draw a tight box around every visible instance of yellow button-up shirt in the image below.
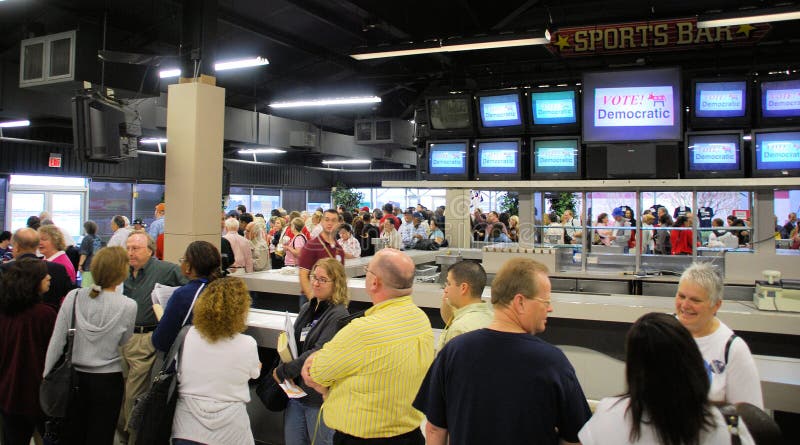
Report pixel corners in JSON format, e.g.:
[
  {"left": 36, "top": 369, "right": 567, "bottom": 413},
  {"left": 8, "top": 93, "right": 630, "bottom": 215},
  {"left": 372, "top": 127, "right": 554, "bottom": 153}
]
[{"left": 310, "top": 296, "right": 434, "bottom": 438}]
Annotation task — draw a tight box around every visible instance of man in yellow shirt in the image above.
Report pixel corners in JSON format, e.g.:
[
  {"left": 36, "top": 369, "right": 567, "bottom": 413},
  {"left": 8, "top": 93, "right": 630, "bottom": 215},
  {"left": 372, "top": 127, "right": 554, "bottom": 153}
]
[
  {"left": 302, "top": 249, "right": 433, "bottom": 444},
  {"left": 437, "top": 261, "right": 493, "bottom": 352}
]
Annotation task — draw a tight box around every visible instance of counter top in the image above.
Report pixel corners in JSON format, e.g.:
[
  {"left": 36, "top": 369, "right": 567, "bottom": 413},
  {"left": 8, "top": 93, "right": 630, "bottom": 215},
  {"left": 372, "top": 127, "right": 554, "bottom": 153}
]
[{"left": 240, "top": 273, "right": 800, "bottom": 336}]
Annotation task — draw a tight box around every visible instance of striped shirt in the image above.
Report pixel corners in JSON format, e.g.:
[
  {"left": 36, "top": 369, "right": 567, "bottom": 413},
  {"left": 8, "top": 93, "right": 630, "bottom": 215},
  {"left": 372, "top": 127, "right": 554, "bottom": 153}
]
[{"left": 310, "top": 296, "right": 433, "bottom": 438}]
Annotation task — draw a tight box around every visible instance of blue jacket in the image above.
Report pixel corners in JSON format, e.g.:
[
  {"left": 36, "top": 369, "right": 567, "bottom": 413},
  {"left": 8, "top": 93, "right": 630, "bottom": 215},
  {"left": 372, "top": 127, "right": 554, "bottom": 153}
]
[{"left": 151, "top": 279, "right": 208, "bottom": 352}]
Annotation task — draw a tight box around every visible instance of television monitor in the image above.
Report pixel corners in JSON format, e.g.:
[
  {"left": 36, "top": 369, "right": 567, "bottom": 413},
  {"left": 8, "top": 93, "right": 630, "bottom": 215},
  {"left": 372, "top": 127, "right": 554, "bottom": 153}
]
[
  {"left": 585, "top": 143, "right": 679, "bottom": 179},
  {"left": 530, "top": 136, "right": 582, "bottom": 179},
  {"left": 527, "top": 86, "right": 581, "bottom": 134},
  {"left": 426, "top": 94, "right": 475, "bottom": 137},
  {"left": 690, "top": 77, "right": 750, "bottom": 129},
  {"left": 474, "top": 138, "right": 522, "bottom": 180},
  {"left": 426, "top": 140, "right": 470, "bottom": 180},
  {"left": 475, "top": 89, "right": 524, "bottom": 135},
  {"left": 582, "top": 67, "right": 682, "bottom": 143},
  {"left": 684, "top": 131, "right": 744, "bottom": 179},
  {"left": 751, "top": 128, "right": 800, "bottom": 177},
  {"left": 758, "top": 78, "right": 800, "bottom": 127},
  {"left": 72, "top": 93, "right": 139, "bottom": 162}
]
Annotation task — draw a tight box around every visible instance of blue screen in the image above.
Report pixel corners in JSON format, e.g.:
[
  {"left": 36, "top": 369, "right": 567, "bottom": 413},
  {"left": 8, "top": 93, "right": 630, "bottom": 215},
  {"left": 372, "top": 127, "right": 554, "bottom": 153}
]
[
  {"left": 429, "top": 143, "right": 467, "bottom": 175},
  {"left": 761, "top": 80, "right": 800, "bottom": 118},
  {"left": 478, "top": 141, "right": 519, "bottom": 174},
  {"left": 534, "top": 140, "right": 578, "bottom": 173},
  {"left": 695, "top": 81, "right": 747, "bottom": 118},
  {"left": 755, "top": 131, "right": 800, "bottom": 170},
  {"left": 687, "top": 134, "right": 740, "bottom": 171},
  {"left": 582, "top": 68, "right": 682, "bottom": 143},
  {"left": 531, "top": 90, "right": 577, "bottom": 125},
  {"left": 479, "top": 94, "right": 522, "bottom": 127}
]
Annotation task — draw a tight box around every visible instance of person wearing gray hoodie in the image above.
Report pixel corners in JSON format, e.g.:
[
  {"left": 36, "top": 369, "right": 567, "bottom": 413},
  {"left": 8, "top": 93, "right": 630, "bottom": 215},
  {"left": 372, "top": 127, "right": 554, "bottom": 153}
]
[{"left": 44, "top": 246, "right": 136, "bottom": 445}]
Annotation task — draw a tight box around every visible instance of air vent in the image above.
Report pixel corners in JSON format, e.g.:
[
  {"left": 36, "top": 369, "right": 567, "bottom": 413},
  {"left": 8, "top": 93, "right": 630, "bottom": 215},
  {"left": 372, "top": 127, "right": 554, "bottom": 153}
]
[
  {"left": 20, "top": 30, "right": 76, "bottom": 87},
  {"left": 354, "top": 118, "right": 413, "bottom": 146}
]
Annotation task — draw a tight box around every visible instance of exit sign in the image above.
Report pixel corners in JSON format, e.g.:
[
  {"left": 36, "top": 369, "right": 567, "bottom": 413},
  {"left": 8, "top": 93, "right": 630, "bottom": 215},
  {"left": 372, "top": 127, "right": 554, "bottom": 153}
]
[{"left": 48, "top": 153, "right": 62, "bottom": 168}]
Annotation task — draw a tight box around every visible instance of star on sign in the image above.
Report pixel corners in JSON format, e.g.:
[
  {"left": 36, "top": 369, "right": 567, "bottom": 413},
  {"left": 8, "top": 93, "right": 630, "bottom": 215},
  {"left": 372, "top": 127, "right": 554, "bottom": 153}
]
[
  {"left": 554, "top": 34, "right": 570, "bottom": 50},
  {"left": 736, "top": 24, "right": 756, "bottom": 37}
]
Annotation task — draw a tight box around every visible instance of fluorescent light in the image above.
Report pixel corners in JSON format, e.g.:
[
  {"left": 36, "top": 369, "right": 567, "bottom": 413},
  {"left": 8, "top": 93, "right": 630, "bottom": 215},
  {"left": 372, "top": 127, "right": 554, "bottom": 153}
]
[
  {"left": 743, "top": 135, "right": 752, "bottom": 141},
  {"left": 697, "top": 8, "right": 800, "bottom": 28},
  {"left": 322, "top": 159, "right": 372, "bottom": 165},
  {"left": 141, "top": 138, "right": 168, "bottom": 144},
  {"left": 214, "top": 57, "right": 269, "bottom": 71},
  {"left": 159, "top": 68, "right": 181, "bottom": 78},
  {"left": 351, "top": 37, "right": 550, "bottom": 60},
  {"left": 269, "top": 96, "right": 381, "bottom": 108},
  {"left": 0, "top": 120, "right": 30, "bottom": 128},
  {"left": 238, "top": 148, "right": 286, "bottom": 154}
]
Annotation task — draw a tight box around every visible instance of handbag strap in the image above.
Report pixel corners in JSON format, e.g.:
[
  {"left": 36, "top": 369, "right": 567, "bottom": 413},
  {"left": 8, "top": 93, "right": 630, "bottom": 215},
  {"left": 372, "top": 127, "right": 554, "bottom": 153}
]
[
  {"left": 63, "top": 289, "right": 80, "bottom": 359},
  {"left": 718, "top": 404, "right": 741, "bottom": 445},
  {"left": 162, "top": 325, "right": 192, "bottom": 373},
  {"left": 180, "top": 282, "right": 206, "bottom": 327}
]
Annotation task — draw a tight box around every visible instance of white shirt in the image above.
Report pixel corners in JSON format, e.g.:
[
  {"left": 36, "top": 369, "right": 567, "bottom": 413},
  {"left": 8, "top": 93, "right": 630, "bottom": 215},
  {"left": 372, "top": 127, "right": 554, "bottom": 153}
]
[
  {"left": 579, "top": 396, "right": 754, "bottom": 445},
  {"left": 107, "top": 226, "right": 133, "bottom": 248},
  {"left": 178, "top": 328, "right": 261, "bottom": 402},
  {"left": 695, "top": 320, "right": 763, "bottom": 408},
  {"left": 338, "top": 235, "right": 361, "bottom": 258}
]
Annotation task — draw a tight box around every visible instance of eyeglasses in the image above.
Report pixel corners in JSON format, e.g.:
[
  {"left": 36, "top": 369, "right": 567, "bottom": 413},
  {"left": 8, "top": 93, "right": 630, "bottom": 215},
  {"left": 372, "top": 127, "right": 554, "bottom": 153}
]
[
  {"left": 310, "top": 275, "right": 332, "bottom": 284},
  {"left": 531, "top": 296, "right": 552, "bottom": 308},
  {"left": 178, "top": 257, "right": 185, "bottom": 264},
  {"left": 363, "top": 266, "right": 375, "bottom": 277}
]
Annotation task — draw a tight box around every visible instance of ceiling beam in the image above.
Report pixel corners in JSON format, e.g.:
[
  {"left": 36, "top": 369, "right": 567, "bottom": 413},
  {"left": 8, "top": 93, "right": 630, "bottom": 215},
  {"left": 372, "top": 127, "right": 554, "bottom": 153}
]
[
  {"left": 282, "top": 0, "right": 367, "bottom": 42},
  {"left": 491, "top": 0, "right": 541, "bottom": 31},
  {"left": 217, "top": 7, "right": 360, "bottom": 72}
]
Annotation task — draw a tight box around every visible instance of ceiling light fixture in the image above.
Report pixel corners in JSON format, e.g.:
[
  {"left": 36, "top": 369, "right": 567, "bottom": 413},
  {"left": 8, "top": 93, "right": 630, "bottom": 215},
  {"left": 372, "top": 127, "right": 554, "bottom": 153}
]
[
  {"left": 237, "top": 148, "right": 287, "bottom": 154},
  {"left": 0, "top": 120, "right": 30, "bottom": 128},
  {"left": 215, "top": 56, "right": 269, "bottom": 71},
  {"left": 350, "top": 37, "right": 551, "bottom": 60},
  {"left": 321, "top": 159, "right": 372, "bottom": 165},
  {"left": 269, "top": 96, "right": 381, "bottom": 108},
  {"left": 697, "top": 6, "right": 800, "bottom": 28},
  {"left": 158, "top": 56, "right": 269, "bottom": 78},
  {"left": 140, "top": 138, "right": 168, "bottom": 144}
]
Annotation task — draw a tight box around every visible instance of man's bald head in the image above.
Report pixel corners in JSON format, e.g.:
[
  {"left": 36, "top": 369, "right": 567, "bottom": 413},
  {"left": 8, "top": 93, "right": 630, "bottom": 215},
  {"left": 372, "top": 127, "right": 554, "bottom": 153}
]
[
  {"left": 12, "top": 228, "right": 40, "bottom": 255},
  {"left": 371, "top": 249, "right": 415, "bottom": 297}
]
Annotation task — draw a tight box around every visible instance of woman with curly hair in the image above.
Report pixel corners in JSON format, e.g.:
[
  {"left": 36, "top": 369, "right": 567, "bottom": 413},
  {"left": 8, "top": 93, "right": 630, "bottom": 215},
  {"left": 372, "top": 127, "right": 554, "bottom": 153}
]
[
  {"left": 38, "top": 224, "right": 76, "bottom": 284},
  {"left": 273, "top": 258, "right": 350, "bottom": 445},
  {"left": 0, "top": 258, "right": 56, "bottom": 445},
  {"left": 172, "top": 277, "right": 261, "bottom": 445}
]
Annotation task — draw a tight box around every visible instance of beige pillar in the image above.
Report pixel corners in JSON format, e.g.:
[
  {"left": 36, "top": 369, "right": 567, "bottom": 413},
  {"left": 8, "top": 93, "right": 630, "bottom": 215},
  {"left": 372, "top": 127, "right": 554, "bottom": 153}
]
[
  {"left": 163, "top": 80, "right": 225, "bottom": 263},
  {"left": 444, "top": 189, "right": 472, "bottom": 248},
  {"left": 518, "top": 191, "right": 534, "bottom": 246}
]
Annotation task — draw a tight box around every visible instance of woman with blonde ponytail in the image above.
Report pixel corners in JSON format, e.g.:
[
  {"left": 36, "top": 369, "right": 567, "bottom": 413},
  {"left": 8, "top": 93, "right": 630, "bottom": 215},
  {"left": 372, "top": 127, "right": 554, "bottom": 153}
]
[{"left": 44, "top": 246, "right": 137, "bottom": 444}]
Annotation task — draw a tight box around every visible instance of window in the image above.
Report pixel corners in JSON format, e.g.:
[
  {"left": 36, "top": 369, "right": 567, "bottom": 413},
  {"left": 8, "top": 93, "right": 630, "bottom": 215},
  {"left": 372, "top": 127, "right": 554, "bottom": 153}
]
[
  {"left": 89, "top": 181, "right": 133, "bottom": 240},
  {"left": 134, "top": 184, "right": 165, "bottom": 227}
]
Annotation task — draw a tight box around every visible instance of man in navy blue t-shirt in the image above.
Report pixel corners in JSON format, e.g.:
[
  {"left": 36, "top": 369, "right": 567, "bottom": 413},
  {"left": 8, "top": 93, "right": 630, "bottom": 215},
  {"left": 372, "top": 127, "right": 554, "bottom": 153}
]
[{"left": 413, "top": 258, "right": 591, "bottom": 445}]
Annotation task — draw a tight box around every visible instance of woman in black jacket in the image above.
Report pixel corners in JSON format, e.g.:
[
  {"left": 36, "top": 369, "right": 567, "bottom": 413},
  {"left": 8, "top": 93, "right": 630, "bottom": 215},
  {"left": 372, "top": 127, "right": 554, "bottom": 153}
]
[{"left": 273, "top": 258, "right": 350, "bottom": 445}]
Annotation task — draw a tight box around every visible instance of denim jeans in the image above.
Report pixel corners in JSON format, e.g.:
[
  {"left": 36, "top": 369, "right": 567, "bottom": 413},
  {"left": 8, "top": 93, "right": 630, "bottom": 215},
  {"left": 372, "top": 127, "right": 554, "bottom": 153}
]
[{"left": 285, "top": 398, "right": 334, "bottom": 445}]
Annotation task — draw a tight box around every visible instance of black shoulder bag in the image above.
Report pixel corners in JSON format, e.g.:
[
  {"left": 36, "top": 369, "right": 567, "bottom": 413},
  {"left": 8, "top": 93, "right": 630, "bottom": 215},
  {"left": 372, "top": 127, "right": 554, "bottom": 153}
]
[
  {"left": 131, "top": 325, "right": 192, "bottom": 445},
  {"left": 40, "top": 291, "right": 79, "bottom": 417}
]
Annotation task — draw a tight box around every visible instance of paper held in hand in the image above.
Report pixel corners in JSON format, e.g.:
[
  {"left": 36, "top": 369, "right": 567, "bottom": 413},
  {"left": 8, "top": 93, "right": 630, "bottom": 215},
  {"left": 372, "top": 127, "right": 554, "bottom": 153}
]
[{"left": 278, "top": 311, "right": 307, "bottom": 398}]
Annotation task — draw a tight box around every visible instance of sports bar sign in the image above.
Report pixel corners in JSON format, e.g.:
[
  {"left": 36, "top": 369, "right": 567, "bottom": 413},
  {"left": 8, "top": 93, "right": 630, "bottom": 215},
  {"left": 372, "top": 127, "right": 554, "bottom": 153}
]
[{"left": 548, "top": 17, "right": 770, "bottom": 57}]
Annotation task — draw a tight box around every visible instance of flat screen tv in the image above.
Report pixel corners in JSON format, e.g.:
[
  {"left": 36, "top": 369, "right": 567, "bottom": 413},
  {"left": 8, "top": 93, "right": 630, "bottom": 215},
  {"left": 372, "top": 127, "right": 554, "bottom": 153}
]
[
  {"left": 690, "top": 77, "right": 750, "bottom": 129},
  {"left": 426, "top": 140, "right": 470, "bottom": 180},
  {"left": 475, "top": 89, "right": 524, "bottom": 136},
  {"left": 426, "top": 94, "right": 475, "bottom": 138},
  {"left": 582, "top": 67, "right": 682, "bottom": 143},
  {"left": 751, "top": 128, "right": 800, "bottom": 177},
  {"left": 684, "top": 131, "right": 744, "bottom": 178},
  {"left": 530, "top": 136, "right": 582, "bottom": 179},
  {"left": 474, "top": 138, "right": 522, "bottom": 180},
  {"left": 528, "top": 87, "right": 580, "bottom": 134},
  {"left": 758, "top": 78, "right": 800, "bottom": 127}
]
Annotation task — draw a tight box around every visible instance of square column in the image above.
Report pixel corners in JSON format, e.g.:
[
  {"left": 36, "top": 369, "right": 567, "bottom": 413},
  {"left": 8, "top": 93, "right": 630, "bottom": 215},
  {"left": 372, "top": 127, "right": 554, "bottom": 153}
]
[
  {"left": 163, "top": 81, "right": 225, "bottom": 263},
  {"left": 444, "top": 189, "right": 472, "bottom": 248}
]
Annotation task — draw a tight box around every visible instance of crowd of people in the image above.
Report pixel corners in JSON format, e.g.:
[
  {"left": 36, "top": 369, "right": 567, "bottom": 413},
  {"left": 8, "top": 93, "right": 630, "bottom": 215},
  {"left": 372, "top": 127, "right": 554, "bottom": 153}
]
[{"left": 0, "top": 199, "right": 780, "bottom": 445}]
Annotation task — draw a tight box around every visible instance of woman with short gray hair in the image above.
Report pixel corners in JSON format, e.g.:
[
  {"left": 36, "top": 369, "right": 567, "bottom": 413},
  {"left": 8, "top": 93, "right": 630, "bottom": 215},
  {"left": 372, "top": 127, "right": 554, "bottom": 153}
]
[{"left": 675, "top": 262, "right": 763, "bottom": 407}]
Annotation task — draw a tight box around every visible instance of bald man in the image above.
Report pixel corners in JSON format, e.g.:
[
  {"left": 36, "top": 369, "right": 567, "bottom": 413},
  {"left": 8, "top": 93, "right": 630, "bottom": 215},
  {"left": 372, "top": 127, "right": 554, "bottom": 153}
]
[
  {"left": 1, "top": 228, "right": 76, "bottom": 309},
  {"left": 302, "top": 249, "right": 433, "bottom": 444}
]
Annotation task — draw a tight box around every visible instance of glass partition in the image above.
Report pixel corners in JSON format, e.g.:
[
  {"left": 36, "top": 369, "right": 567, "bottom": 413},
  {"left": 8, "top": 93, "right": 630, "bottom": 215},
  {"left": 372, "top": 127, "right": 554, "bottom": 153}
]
[{"left": 88, "top": 181, "right": 133, "bottom": 240}]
